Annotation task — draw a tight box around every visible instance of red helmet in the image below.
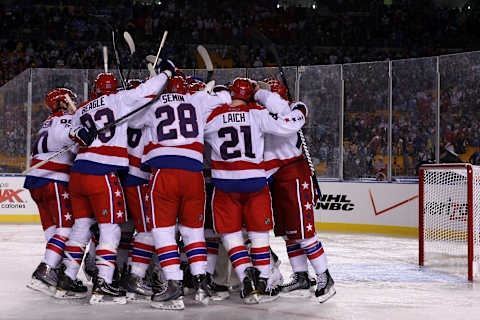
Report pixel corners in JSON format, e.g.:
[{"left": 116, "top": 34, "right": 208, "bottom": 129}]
[
  {"left": 127, "top": 78, "right": 142, "bottom": 89},
  {"left": 45, "top": 88, "right": 76, "bottom": 112},
  {"left": 189, "top": 81, "right": 206, "bottom": 94},
  {"left": 264, "top": 78, "right": 288, "bottom": 100},
  {"left": 166, "top": 76, "right": 187, "bottom": 94},
  {"left": 91, "top": 73, "right": 118, "bottom": 99},
  {"left": 229, "top": 78, "right": 254, "bottom": 102}
]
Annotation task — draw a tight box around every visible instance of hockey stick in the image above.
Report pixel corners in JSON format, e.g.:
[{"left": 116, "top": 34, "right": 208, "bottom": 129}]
[
  {"left": 112, "top": 30, "right": 127, "bottom": 89},
  {"left": 197, "top": 45, "right": 214, "bottom": 83},
  {"left": 123, "top": 31, "right": 136, "bottom": 82},
  {"left": 153, "top": 31, "right": 169, "bottom": 69},
  {"left": 103, "top": 46, "right": 108, "bottom": 73},
  {"left": 23, "top": 31, "right": 169, "bottom": 175},
  {"left": 251, "top": 28, "right": 322, "bottom": 209}
]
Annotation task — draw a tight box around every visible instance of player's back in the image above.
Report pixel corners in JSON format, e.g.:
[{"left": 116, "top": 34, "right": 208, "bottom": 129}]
[
  {"left": 25, "top": 111, "right": 76, "bottom": 187},
  {"left": 131, "top": 90, "right": 230, "bottom": 172},
  {"left": 204, "top": 102, "right": 268, "bottom": 193}
]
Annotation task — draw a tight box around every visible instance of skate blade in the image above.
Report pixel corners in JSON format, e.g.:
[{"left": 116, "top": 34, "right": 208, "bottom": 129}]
[
  {"left": 280, "top": 288, "right": 312, "bottom": 298},
  {"left": 89, "top": 294, "right": 127, "bottom": 305},
  {"left": 126, "top": 292, "right": 152, "bottom": 303},
  {"left": 210, "top": 291, "right": 230, "bottom": 301},
  {"left": 315, "top": 287, "right": 336, "bottom": 303},
  {"left": 194, "top": 289, "right": 210, "bottom": 305},
  {"left": 258, "top": 294, "right": 280, "bottom": 303},
  {"left": 26, "top": 279, "right": 56, "bottom": 296},
  {"left": 242, "top": 293, "right": 260, "bottom": 304},
  {"left": 151, "top": 297, "right": 184, "bottom": 310},
  {"left": 54, "top": 289, "right": 87, "bottom": 299}
]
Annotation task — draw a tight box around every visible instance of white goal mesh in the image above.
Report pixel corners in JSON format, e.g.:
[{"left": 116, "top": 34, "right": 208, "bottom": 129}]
[{"left": 419, "top": 164, "right": 480, "bottom": 280}]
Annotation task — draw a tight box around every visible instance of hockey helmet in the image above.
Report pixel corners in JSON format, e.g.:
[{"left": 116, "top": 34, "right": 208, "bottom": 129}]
[
  {"left": 166, "top": 76, "right": 188, "bottom": 95},
  {"left": 45, "top": 88, "right": 77, "bottom": 113},
  {"left": 188, "top": 81, "right": 206, "bottom": 94},
  {"left": 91, "top": 73, "right": 118, "bottom": 99},
  {"left": 229, "top": 78, "right": 254, "bottom": 102}
]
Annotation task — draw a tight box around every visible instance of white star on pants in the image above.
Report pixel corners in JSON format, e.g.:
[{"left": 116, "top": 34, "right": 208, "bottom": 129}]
[
  {"left": 117, "top": 210, "right": 123, "bottom": 218},
  {"left": 302, "top": 181, "right": 309, "bottom": 190},
  {"left": 114, "top": 190, "right": 121, "bottom": 197},
  {"left": 306, "top": 223, "right": 313, "bottom": 232},
  {"left": 64, "top": 212, "right": 72, "bottom": 220},
  {"left": 61, "top": 192, "right": 69, "bottom": 199},
  {"left": 304, "top": 202, "right": 312, "bottom": 210}
]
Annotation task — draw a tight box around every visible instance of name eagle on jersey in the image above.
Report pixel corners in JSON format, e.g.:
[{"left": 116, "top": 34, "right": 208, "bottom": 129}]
[
  {"left": 222, "top": 112, "right": 246, "bottom": 124},
  {"left": 160, "top": 93, "right": 185, "bottom": 104},
  {"left": 80, "top": 96, "right": 106, "bottom": 114}
]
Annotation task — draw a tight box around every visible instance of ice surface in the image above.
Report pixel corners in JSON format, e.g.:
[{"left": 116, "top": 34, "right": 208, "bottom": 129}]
[{"left": 2, "top": 225, "right": 480, "bottom": 320}]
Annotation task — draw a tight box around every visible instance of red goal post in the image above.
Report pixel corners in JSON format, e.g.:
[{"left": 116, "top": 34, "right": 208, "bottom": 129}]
[{"left": 419, "top": 163, "right": 480, "bottom": 281}]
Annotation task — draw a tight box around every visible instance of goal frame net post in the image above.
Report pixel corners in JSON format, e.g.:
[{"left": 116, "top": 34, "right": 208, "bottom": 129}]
[{"left": 419, "top": 163, "right": 479, "bottom": 281}]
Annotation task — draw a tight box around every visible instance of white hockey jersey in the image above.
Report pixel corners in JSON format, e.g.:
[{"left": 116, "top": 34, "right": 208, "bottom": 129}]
[
  {"left": 70, "top": 72, "right": 169, "bottom": 175},
  {"left": 129, "top": 90, "right": 231, "bottom": 172},
  {"left": 204, "top": 102, "right": 306, "bottom": 193},
  {"left": 255, "top": 90, "right": 304, "bottom": 178},
  {"left": 122, "top": 127, "right": 152, "bottom": 186},
  {"left": 24, "top": 111, "right": 76, "bottom": 188}
]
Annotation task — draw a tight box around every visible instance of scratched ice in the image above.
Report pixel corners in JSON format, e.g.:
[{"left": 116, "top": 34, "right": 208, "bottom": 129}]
[{"left": 2, "top": 224, "right": 480, "bottom": 320}]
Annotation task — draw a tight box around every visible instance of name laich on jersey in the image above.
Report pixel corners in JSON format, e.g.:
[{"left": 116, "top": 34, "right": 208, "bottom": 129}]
[{"left": 223, "top": 113, "right": 246, "bottom": 123}]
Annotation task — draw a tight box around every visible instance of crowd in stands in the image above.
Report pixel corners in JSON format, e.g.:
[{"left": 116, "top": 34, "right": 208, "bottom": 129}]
[
  {"left": 2, "top": 0, "right": 480, "bottom": 178},
  {"left": 2, "top": 0, "right": 480, "bottom": 86}
]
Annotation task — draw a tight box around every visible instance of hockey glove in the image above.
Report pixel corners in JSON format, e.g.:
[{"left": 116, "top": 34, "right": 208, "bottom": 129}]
[
  {"left": 290, "top": 101, "right": 308, "bottom": 118},
  {"left": 212, "top": 85, "right": 229, "bottom": 93},
  {"left": 69, "top": 126, "right": 96, "bottom": 147},
  {"left": 157, "top": 59, "right": 176, "bottom": 78}
]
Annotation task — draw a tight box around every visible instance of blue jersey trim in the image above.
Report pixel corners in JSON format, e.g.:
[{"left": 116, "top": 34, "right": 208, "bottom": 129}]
[
  {"left": 146, "top": 156, "right": 203, "bottom": 172},
  {"left": 212, "top": 177, "right": 266, "bottom": 193},
  {"left": 71, "top": 160, "right": 127, "bottom": 175},
  {"left": 23, "top": 176, "right": 68, "bottom": 189},
  {"left": 122, "top": 174, "right": 149, "bottom": 187}
]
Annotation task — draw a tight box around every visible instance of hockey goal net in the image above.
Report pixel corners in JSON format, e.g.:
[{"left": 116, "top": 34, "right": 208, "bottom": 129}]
[{"left": 419, "top": 163, "right": 480, "bottom": 280}]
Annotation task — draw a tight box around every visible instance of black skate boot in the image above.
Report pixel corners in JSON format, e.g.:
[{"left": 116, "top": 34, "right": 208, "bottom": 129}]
[
  {"left": 123, "top": 272, "right": 153, "bottom": 303},
  {"left": 151, "top": 279, "right": 184, "bottom": 310},
  {"left": 192, "top": 273, "right": 211, "bottom": 305},
  {"left": 255, "top": 276, "right": 280, "bottom": 303},
  {"left": 89, "top": 276, "right": 127, "bottom": 305},
  {"left": 315, "top": 269, "right": 336, "bottom": 303},
  {"left": 280, "top": 271, "right": 312, "bottom": 297},
  {"left": 55, "top": 264, "right": 88, "bottom": 299},
  {"left": 82, "top": 251, "right": 97, "bottom": 282},
  {"left": 240, "top": 267, "right": 259, "bottom": 304},
  {"left": 180, "top": 261, "right": 195, "bottom": 296},
  {"left": 27, "top": 262, "right": 58, "bottom": 296},
  {"left": 206, "top": 272, "right": 230, "bottom": 301}
]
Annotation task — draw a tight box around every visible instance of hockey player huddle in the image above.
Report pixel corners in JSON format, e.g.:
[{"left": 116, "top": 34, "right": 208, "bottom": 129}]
[{"left": 24, "top": 59, "right": 335, "bottom": 310}]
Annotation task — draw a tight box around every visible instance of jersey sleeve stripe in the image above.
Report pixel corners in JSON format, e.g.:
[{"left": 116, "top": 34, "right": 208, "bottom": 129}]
[
  {"left": 211, "top": 159, "right": 265, "bottom": 171},
  {"left": 143, "top": 141, "right": 204, "bottom": 154},
  {"left": 30, "top": 159, "right": 71, "bottom": 173},
  {"left": 77, "top": 145, "right": 128, "bottom": 157}
]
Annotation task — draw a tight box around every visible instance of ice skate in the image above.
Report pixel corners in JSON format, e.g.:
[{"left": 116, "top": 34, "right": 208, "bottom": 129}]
[
  {"left": 54, "top": 264, "right": 88, "bottom": 299},
  {"left": 256, "top": 276, "right": 280, "bottom": 303},
  {"left": 206, "top": 272, "right": 230, "bottom": 301},
  {"left": 89, "top": 276, "right": 127, "bottom": 305},
  {"left": 240, "top": 267, "right": 259, "bottom": 304},
  {"left": 82, "top": 252, "right": 97, "bottom": 282},
  {"left": 314, "top": 269, "right": 336, "bottom": 303},
  {"left": 151, "top": 279, "right": 184, "bottom": 310},
  {"left": 192, "top": 274, "right": 211, "bottom": 305},
  {"left": 280, "top": 271, "right": 313, "bottom": 298},
  {"left": 122, "top": 273, "right": 153, "bottom": 303},
  {"left": 26, "top": 262, "right": 57, "bottom": 296}
]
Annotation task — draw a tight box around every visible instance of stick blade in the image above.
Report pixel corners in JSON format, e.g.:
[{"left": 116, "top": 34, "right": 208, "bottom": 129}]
[
  {"left": 197, "top": 45, "right": 213, "bottom": 71},
  {"left": 123, "top": 32, "right": 135, "bottom": 54}
]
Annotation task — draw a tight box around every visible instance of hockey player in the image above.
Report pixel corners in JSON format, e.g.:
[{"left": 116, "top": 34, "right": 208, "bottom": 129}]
[
  {"left": 120, "top": 126, "right": 156, "bottom": 302},
  {"left": 128, "top": 74, "right": 232, "bottom": 310},
  {"left": 56, "top": 63, "right": 174, "bottom": 304},
  {"left": 256, "top": 78, "right": 336, "bottom": 303},
  {"left": 25, "top": 88, "right": 93, "bottom": 296},
  {"left": 203, "top": 78, "right": 307, "bottom": 304}
]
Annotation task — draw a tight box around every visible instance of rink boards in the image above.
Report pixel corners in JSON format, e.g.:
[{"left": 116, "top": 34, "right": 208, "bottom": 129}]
[{"left": 0, "top": 176, "right": 419, "bottom": 236}]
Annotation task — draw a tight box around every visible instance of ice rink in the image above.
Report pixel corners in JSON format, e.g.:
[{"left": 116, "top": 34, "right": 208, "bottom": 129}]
[{"left": 2, "top": 224, "right": 480, "bottom": 320}]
